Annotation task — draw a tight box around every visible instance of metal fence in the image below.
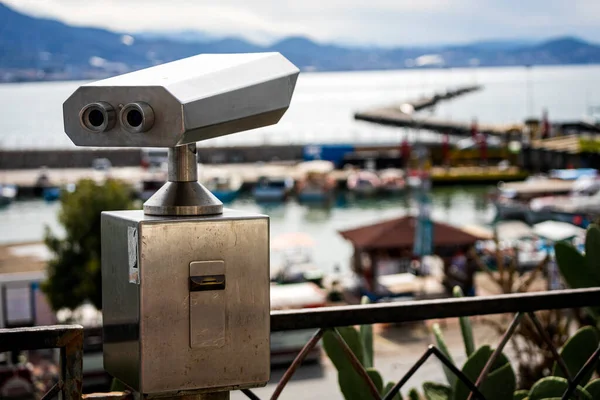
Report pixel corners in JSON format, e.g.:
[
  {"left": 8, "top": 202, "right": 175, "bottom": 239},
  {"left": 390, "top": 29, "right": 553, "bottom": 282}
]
[
  {"left": 2, "top": 287, "right": 600, "bottom": 400},
  {"left": 0, "top": 325, "right": 83, "bottom": 400}
]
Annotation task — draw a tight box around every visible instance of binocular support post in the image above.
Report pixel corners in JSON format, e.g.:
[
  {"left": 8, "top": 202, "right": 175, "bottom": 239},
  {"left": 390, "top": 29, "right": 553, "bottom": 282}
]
[{"left": 143, "top": 143, "right": 223, "bottom": 216}]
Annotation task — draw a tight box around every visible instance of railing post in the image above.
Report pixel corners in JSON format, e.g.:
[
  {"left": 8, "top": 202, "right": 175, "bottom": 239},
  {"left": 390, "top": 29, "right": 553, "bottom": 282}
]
[{"left": 0, "top": 325, "right": 83, "bottom": 400}]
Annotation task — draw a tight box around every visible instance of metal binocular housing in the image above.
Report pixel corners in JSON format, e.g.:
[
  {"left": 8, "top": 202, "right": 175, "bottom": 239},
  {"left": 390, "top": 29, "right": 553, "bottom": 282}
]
[
  {"left": 63, "top": 52, "right": 299, "bottom": 148},
  {"left": 64, "top": 52, "right": 299, "bottom": 217}
]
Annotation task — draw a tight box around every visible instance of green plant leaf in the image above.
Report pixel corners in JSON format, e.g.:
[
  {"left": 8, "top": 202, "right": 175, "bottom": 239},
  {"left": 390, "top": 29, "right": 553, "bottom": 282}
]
[
  {"left": 452, "top": 345, "right": 516, "bottom": 400},
  {"left": 528, "top": 376, "right": 591, "bottom": 400},
  {"left": 585, "top": 225, "right": 600, "bottom": 283},
  {"left": 584, "top": 379, "right": 600, "bottom": 398},
  {"left": 336, "top": 369, "right": 378, "bottom": 400},
  {"left": 323, "top": 328, "right": 374, "bottom": 400},
  {"left": 360, "top": 296, "right": 374, "bottom": 368},
  {"left": 323, "top": 327, "right": 366, "bottom": 369},
  {"left": 513, "top": 390, "right": 528, "bottom": 400},
  {"left": 432, "top": 323, "right": 457, "bottom": 388},
  {"left": 383, "top": 382, "right": 403, "bottom": 400},
  {"left": 367, "top": 368, "right": 384, "bottom": 394},
  {"left": 552, "top": 326, "right": 600, "bottom": 386},
  {"left": 423, "top": 381, "right": 452, "bottom": 400},
  {"left": 453, "top": 286, "right": 475, "bottom": 357},
  {"left": 408, "top": 387, "right": 420, "bottom": 400},
  {"left": 554, "top": 241, "right": 595, "bottom": 288},
  {"left": 110, "top": 378, "right": 128, "bottom": 392}
]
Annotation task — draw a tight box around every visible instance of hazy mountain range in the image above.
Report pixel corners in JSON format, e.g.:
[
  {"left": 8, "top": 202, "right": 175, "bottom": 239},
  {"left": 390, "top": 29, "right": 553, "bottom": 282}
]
[{"left": 1, "top": 2, "right": 600, "bottom": 81}]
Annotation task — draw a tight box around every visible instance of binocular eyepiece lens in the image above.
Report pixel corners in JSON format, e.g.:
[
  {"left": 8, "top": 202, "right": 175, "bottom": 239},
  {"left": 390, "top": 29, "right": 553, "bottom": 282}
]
[
  {"left": 120, "top": 102, "right": 154, "bottom": 133},
  {"left": 88, "top": 109, "right": 105, "bottom": 127},
  {"left": 79, "top": 102, "right": 116, "bottom": 133},
  {"left": 126, "top": 109, "right": 143, "bottom": 128}
]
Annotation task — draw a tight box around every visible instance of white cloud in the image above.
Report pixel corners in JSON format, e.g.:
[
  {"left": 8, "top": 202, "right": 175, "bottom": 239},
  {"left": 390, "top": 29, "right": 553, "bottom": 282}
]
[{"left": 2, "top": 0, "right": 599, "bottom": 46}]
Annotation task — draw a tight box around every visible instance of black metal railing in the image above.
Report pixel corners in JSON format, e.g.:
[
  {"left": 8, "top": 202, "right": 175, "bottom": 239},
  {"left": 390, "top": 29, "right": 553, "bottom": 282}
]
[
  {"left": 0, "top": 324, "right": 83, "bottom": 400},
  {"left": 256, "top": 287, "right": 600, "bottom": 400},
  {"left": 2, "top": 288, "right": 600, "bottom": 400}
]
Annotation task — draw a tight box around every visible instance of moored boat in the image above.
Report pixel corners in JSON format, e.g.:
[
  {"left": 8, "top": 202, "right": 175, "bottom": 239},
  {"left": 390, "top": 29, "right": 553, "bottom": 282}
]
[
  {"left": 378, "top": 168, "right": 406, "bottom": 194},
  {"left": 270, "top": 232, "right": 325, "bottom": 286},
  {"left": 528, "top": 175, "right": 600, "bottom": 225},
  {"left": 253, "top": 176, "right": 294, "bottom": 203},
  {"left": 204, "top": 173, "right": 242, "bottom": 203},
  {"left": 0, "top": 184, "right": 18, "bottom": 206},
  {"left": 346, "top": 170, "right": 381, "bottom": 196},
  {"left": 492, "top": 175, "right": 577, "bottom": 221},
  {"left": 295, "top": 160, "right": 336, "bottom": 203}
]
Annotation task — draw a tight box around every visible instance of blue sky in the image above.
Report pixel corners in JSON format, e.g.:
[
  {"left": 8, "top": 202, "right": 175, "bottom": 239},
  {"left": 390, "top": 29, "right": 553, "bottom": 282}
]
[{"left": 3, "top": 0, "right": 599, "bottom": 46}]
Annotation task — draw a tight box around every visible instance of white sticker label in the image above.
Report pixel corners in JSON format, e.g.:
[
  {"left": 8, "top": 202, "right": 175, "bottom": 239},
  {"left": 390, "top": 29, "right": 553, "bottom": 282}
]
[{"left": 128, "top": 226, "right": 139, "bottom": 284}]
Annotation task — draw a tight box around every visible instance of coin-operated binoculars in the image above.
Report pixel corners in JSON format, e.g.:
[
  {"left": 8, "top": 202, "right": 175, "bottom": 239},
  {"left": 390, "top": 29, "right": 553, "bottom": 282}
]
[{"left": 63, "top": 53, "right": 299, "bottom": 398}]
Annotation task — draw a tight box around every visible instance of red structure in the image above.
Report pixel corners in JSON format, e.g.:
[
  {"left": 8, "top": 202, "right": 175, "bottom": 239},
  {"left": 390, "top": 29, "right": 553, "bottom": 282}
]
[
  {"left": 470, "top": 118, "right": 478, "bottom": 139},
  {"left": 442, "top": 133, "right": 450, "bottom": 166},
  {"left": 478, "top": 131, "right": 487, "bottom": 164},
  {"left": 541, "top": 109, "right": 550, "bottom": 139},
  {"left": 401, "top": 137, "right": 411, "bottom": 167}
]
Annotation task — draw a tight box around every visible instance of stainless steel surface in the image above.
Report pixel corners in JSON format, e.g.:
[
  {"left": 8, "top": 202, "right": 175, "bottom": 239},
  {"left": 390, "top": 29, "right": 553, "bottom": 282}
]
[
  {"left": 101, "top": 213, "right": 141, "bottom": 389},
  {"left": 144, "top": 143, "right": 223, "bottom": 216},
  {"left": 148, "top": 393, "right": 230, "bottom": 400},
  {"left": 189, "top": 260, "right": 226, "bottom": 348},
  {"left": 168, "top": 144, "right": 198, "bottom": 182},
  {"left": 101, "top": 209, "right": 271, "bottom": 395},
  {"left": 63, "top": 53, "right": 299, "bottom": 147},
  {"left": 79, "top": 101, "right": 116, "bottom": 133},
  {"left": 143, "top": 181, "right": 223, "bottom": 216},
  {"left": 120, "top": 102, "right": 155, "bottom": 133}
]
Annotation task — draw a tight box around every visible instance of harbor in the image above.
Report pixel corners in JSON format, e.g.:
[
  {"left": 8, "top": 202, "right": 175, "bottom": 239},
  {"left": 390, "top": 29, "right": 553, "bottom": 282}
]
[{"left": 0, "top": 62, "right": 600, "bottom": 398}]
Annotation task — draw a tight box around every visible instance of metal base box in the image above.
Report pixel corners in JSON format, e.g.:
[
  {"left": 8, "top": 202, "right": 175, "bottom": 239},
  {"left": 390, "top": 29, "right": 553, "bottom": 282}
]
[{"left": 101, "top": 210, "right": 270, "bottom": 395}]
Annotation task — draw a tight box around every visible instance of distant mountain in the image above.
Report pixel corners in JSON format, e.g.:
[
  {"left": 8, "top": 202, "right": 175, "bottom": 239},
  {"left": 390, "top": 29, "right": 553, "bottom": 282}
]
[
  {"left": 134, "top": 30, "right": 220, "bottom": 43},
  {"left": 461, "top": 39, "right": 540, "bottom": 51},
  {"left": 1, "top": 3, "right": 600, "bottom": 82}
]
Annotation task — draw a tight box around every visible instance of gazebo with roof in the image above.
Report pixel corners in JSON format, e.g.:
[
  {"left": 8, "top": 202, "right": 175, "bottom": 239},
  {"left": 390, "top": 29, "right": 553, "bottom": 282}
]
[{"left": 339, "top": 215, "right": 485, "bottom": 299}]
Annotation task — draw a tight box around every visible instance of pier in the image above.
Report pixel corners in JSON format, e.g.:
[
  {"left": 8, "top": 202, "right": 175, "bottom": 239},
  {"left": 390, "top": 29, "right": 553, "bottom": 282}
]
[
  {"left": 353, "top": 84, "right": 525, "bottom": 137},
  {"left": 394, "top": 84, "right": 482, "bottom": 112},
  {"left": 355, "top": 109, "right": 523, "bottom": 137}
]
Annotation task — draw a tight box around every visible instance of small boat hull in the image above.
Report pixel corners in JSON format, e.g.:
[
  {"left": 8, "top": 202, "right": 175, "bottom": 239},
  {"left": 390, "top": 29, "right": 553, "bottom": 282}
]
[
  {"left": 494, "top": 200, "right": 530, "bottom": 221},
  {"left": 297, "top": 188, "right": 333, "bottom": 203},
  {"left": 43, "top": 187, "right": 61, "bottom": 202},
  {"left": 347, "top": 170, "right": 381, "bottom": 197},
  {"left": 254, "top": 188, "right": 287, "bottom": 202},
  {"left": 0, "top": 184, "right": 18, "bottom": 206},
  {"left": 212, "top": 190, "right": 239, "bottom": 203}
]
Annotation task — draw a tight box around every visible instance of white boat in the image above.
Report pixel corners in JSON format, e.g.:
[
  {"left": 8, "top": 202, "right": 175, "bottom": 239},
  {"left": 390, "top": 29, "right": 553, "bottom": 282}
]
[
  {"left": 270, "top": 282, "right": 327, "bottom": 365},
  {"left": 493, "top": 176, "right": 574, "bottom": 221},
  {"left": 270, "top": 232, "right": 325, "bottom": 286},
  {"left": 347, "top": 170, "right": 381, "bottom": 196},
  {"left": 0, "top": 184, "right": 17, "bottom": 206},
  {"left": 379, "top": 168, "right": 406, "bottom": 194},
  {"left": 528, "top": 176, "right": 600, "bottom": 225},
  {"left": 532, "top": 220, "right": 586, "bottom": 242}
]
